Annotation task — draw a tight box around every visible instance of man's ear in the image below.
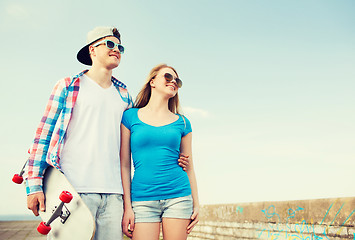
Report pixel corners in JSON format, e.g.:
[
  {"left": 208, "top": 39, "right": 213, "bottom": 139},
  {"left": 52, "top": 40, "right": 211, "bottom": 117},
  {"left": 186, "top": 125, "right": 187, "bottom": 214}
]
[{"left": 89, "top": 45, "right": 96, "bottom": 57}]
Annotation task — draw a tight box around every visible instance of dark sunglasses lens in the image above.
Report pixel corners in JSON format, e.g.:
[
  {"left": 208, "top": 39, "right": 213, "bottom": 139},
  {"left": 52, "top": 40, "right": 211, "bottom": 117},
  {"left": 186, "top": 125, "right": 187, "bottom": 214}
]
[
  {"left": 106, "top": 40, "right": 115, "bottom": 49},
  {"left": 164, "top": 73, "right": 182, "bottom": 88},
  {"left": 106, "top": 40, "right": 124, "bottom": 53},
  {"left": 164, "top": 73, "right": 173, "bottom": 81},
  {"left": 176, "top": 79, "right": 182, "bottom": 88},
  {"left": 118, "top": 45, "right": 124, "bottom": 53}
]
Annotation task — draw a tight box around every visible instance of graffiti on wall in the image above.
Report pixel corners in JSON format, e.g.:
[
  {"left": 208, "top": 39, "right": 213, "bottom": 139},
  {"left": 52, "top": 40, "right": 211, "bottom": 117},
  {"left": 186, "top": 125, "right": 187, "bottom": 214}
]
[
  {"left": 258, "top": 201, "right": 355, "bottom": 240},
  {"left": 236, "top": 206, "right": 244, "bottom": 214}
]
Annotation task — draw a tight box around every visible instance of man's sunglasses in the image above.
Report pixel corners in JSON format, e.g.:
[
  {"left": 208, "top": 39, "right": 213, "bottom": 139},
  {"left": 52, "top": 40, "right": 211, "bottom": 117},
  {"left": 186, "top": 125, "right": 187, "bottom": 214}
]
[
  {"left": 164, "top": 73, "right": 182, "bottom": 88},
  {"left": 93, "top": 39, "right": 125, "bottom": 54}
]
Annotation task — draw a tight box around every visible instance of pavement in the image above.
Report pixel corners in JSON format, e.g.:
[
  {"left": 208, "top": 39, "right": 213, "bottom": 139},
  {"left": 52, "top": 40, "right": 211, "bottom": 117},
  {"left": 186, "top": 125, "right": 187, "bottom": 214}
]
[
  {"left": 0, "top": 221, "right": 133, "bottom": 240},
  {"left": 0, "top": 221, "right": 46, "bottom": 240}
]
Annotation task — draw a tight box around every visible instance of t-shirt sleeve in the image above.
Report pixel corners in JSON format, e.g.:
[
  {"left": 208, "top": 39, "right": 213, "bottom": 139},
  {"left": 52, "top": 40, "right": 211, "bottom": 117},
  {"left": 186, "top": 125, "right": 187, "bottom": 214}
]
[
  {"left": 121, "top": 109, "right": 132, "bottom": 130},
  {"left": 182, "top": 116, "right": 192, "bottom": 137}
]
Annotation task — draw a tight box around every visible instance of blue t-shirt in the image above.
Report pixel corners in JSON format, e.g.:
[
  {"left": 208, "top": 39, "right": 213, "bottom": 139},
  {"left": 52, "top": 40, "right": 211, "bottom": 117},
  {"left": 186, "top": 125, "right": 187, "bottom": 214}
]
[{"left": 121, "top": 108, "right": 192, "bottom": 201}]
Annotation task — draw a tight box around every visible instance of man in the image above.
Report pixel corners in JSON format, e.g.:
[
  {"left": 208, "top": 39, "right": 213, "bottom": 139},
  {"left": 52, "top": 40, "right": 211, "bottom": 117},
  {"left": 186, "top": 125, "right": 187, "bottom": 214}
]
[{"left": 25, "top": 26, "right": 189, "bottom": 240}]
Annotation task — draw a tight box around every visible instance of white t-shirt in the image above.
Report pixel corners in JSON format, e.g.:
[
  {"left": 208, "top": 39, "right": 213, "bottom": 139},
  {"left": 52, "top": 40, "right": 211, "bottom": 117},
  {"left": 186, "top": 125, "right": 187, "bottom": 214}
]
[{"left": 60, "top": 74, "right": 126, "bottom": 194}]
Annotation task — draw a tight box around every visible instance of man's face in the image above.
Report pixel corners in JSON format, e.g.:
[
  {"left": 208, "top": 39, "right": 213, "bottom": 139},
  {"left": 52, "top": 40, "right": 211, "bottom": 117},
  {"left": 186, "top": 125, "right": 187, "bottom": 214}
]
[{"left": 90, "top": 36, "right": 122, "bottom": 69}]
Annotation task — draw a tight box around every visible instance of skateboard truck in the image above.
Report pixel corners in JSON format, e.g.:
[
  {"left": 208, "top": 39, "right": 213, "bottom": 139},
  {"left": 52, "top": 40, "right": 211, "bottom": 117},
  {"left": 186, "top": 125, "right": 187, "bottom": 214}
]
[
  {"left": 12, "top": 149, "right": 31, "bottom": 184},
  {"left": 37, "top": 191, "right": 73, "bottom": 235},
  {"left": 12, "top": 160, "right": 26, "bottom": 184}
]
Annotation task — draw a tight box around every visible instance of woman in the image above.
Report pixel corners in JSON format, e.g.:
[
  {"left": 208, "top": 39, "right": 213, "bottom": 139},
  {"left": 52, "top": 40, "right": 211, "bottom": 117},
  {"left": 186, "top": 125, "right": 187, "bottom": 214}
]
[{"left": 120, "top": 64, "right": 199, "bottom": 240}]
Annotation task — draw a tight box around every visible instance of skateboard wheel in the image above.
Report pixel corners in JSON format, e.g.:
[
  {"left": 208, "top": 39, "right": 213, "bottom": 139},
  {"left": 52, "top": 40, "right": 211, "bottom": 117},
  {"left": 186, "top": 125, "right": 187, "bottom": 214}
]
[
  {"left": 37, "top": 221, "right": 51, "bottom": 235},
  {"left": 59, "top": 191, "right": 73, "bottom": 203},
  {"left": 12, "top": 174, "right": 23, "bottom": 184}
]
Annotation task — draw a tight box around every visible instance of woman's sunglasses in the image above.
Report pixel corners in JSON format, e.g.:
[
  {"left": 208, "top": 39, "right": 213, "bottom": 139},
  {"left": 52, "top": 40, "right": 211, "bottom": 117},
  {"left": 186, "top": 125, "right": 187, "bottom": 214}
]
[
  {"left": 93, "top": 39, "right": 125, "bottom": 54},
  {"left": 164, "top": 73, "right": 182, "bottom": 88}
]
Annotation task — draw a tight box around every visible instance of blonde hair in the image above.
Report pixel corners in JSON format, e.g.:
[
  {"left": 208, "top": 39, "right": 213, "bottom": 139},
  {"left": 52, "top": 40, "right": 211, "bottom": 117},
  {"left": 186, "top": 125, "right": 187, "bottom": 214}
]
[{"left": 135, "top": 64, "right": 182, "bottom": 114}]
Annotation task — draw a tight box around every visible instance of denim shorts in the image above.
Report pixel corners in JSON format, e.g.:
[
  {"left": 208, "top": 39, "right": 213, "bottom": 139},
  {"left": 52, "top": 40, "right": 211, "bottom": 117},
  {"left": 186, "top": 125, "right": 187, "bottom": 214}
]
[{"left": 132, "top": 195, "right": 193, "bottom": 223}]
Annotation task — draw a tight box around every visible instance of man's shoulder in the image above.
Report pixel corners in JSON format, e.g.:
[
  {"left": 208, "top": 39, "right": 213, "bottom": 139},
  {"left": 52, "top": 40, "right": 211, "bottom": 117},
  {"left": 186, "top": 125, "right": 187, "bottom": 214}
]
[
  {"left": 111, "top": 76, "right": 133, "bottom": 106},
  {"left": 111, "top": 76, "right": 128, "bottom": 89},
  {"left": 56, "top": 71, "right": 85, "bottom": 85},
  {"left": 59, "top": 70, "right": 88, "bottom": 89}
]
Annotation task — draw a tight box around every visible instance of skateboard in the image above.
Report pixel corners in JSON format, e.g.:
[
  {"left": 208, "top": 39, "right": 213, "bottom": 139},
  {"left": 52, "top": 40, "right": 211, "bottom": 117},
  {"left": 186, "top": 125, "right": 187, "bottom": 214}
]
[{"left": 13, "top": 165, "right": 95, "bottom": 239}]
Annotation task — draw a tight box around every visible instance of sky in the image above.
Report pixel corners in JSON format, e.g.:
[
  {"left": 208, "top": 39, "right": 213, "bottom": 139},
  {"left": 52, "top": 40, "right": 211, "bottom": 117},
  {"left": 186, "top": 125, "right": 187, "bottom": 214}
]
[{"left": 0, "top": 0, "right": 354, "bottom": 217}]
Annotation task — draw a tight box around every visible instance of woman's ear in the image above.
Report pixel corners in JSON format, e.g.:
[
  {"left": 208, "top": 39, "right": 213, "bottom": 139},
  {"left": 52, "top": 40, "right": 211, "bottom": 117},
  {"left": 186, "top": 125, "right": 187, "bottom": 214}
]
[{"left": 150, "top": 80, "right": 155, "bottom": 88}]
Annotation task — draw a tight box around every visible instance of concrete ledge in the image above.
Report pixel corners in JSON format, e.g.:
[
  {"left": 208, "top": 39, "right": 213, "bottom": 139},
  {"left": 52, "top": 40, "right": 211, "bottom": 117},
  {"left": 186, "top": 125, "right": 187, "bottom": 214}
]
[{"left": 189, "top": 197, "right": 355, "bottom": 239}]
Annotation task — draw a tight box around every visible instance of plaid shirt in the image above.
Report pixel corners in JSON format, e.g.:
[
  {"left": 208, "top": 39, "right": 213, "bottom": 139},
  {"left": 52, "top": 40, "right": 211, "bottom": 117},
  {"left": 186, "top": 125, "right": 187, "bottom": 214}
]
[{"left": 24, "top": 70, "right": 133, "bottom": 195}]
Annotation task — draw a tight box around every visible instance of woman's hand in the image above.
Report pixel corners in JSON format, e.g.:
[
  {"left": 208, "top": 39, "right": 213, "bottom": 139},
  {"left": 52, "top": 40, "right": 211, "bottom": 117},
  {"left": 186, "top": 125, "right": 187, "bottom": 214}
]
[
  {"left": 122, "top": 207, "right": 135, "bottom": 238},
  {"left": 187, "top": 206, "right": 199, "bottom": 234}
]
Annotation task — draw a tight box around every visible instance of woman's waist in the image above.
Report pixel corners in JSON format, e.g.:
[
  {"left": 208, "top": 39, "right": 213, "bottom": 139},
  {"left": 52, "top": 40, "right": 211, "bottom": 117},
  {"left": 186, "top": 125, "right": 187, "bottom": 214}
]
[{"left": 132, "top": 169, "right": 188, "bottom": 185}]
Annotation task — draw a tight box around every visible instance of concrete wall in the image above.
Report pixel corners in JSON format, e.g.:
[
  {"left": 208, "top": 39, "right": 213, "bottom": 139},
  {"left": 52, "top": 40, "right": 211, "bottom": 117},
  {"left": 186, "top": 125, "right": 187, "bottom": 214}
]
[{"left": 189, "top": 197, "right": 355, "bottom": 240}]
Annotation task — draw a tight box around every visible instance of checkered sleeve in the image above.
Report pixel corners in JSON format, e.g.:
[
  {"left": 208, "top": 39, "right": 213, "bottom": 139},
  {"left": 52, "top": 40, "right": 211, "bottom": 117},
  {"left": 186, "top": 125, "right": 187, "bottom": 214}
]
[
  {"left": 111, "top": 77, "right": 133, "bottom": 109},
  {"left": 24, "top": 79, "right": 67, "bottom": 195},
  {"left": 127, "top": 91, "right": 133, "bottom": 109}
]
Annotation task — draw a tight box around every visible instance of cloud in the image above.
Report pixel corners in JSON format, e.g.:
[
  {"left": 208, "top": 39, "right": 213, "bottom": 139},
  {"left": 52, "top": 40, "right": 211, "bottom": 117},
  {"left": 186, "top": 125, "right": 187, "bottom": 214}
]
[{"left": 183, "top": 106, "right": 210, "bottom": 118}]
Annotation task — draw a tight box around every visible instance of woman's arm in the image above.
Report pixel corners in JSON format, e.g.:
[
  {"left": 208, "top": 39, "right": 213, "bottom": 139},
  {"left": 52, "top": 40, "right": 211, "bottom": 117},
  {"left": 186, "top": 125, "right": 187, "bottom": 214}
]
[
  {"left": 120, "top": 123, "right": 135, "bottom": 238},
  {"left": 180, "top": 132, "right": 200, "bottom": 234}
]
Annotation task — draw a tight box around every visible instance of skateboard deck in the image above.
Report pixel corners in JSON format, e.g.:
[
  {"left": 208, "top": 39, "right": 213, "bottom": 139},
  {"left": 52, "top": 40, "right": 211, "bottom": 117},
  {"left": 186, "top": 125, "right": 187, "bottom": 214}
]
[{"left": 39, "top": 167, "right": 95, "bottom": 239}]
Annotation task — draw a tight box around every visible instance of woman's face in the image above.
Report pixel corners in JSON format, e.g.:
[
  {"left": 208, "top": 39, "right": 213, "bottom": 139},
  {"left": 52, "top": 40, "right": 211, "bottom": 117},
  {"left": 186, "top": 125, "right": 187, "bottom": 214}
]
[{"left": 151, "top": 67, "right": 180, "bottom": 97}]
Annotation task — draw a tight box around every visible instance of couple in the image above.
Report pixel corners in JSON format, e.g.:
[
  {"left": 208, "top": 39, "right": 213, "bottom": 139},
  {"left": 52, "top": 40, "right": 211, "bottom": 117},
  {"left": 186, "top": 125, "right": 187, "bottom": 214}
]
[{"left": 25, "top": 26, "right": 199, "bottom": 240}]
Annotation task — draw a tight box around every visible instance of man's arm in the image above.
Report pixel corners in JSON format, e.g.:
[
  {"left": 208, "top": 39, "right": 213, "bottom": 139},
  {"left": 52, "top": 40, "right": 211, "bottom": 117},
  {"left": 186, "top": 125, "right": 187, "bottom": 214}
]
[{"left": 25, "top": 79, "right": 66, "bottom": 214}]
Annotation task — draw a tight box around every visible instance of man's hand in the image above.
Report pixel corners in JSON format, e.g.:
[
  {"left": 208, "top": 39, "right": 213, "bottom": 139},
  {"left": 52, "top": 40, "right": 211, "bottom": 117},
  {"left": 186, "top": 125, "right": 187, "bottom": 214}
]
[
  {"left": 178, "top": 153, "right": 190, "bottom": 171},
  {"left": 27, "top": 192, "right": 45, "bottom": 216}
]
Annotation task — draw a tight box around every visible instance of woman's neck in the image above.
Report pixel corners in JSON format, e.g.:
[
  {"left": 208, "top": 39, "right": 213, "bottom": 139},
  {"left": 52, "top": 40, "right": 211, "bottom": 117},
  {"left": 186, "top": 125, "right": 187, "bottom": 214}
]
[{"left": 144, "top": 92, "right": 170, "bottom": 113}]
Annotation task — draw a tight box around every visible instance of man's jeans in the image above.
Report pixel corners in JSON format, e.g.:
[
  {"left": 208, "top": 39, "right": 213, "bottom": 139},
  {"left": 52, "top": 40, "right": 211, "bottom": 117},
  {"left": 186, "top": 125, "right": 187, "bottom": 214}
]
[
  {"left": 48, "top": 193, "right": 123, "bottom": 240},
  {"left": 80, "top": 193, "right": 123, "bottom": 240}
]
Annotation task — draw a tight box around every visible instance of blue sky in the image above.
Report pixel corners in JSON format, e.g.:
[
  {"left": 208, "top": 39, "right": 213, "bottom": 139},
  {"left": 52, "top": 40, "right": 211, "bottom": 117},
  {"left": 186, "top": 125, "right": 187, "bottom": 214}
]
[{"left": 0, "top": 0, "right": 354, "bottom": 216}]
